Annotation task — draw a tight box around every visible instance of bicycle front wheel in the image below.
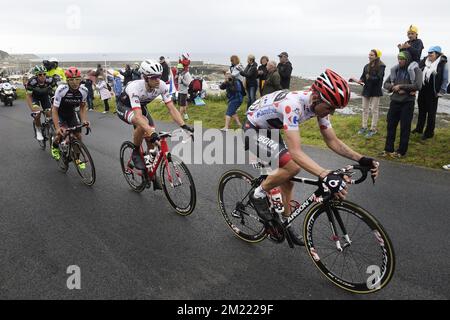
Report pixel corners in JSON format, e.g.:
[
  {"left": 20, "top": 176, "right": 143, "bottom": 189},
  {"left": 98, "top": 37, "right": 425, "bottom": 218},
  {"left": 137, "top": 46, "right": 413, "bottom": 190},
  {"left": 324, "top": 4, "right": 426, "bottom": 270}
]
[
  {"left": 303, "top": 200, "right": 395, "bottom": 294},
  {"left": 217, "top": 170, "right": 266, "bottom": 243},
  {"left": 119, "top": 141, "right": 147, "bottom": 192},
  {"left": 71, "top": 140, "right": 96, "bottom": 186},
  {"left": 160, "top": 154, "right": 196, "bottom": 216}
]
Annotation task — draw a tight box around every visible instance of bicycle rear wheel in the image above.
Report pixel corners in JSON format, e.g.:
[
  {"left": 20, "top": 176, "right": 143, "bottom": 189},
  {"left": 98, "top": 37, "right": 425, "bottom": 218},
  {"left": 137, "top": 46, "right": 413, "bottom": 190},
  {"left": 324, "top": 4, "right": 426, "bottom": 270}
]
[
  {"left": 33, "top": 122, "right": 46, "bottom": 150},
  {"left": 119, "top": 141, "right": 147, "bottom": 192},
  {"left": 217, "top": 170, "right": 267, "bottom": 243},
  {"left": 303, "top": 200, "right": 395, "bottom": 294},
  {"left": 160, "top": 154, "right": 196, "bottom": 216},
  {"left": 71, "top": 140, "right": 96, "bottom": 186}
]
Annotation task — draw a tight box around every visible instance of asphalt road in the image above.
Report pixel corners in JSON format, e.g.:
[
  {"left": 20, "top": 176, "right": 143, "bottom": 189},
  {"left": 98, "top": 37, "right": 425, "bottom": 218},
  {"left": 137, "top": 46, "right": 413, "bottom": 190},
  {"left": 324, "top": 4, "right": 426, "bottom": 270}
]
[{"left": 0, "top": 100, "right": 449, "bottom": 300}]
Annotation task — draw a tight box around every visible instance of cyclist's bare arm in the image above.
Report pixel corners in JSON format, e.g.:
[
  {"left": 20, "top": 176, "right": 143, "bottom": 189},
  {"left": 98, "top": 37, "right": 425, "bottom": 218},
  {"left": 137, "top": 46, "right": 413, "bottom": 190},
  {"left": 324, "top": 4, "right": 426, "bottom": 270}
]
[
  {"left": 132, "top": 108, "right": 155, "bottom": 136},
  {"left": 284, "top": 130, "right": 329, "bottom": 179},
  {"left": 79, "top": 101, "right": 88, "bottom": 124},
  {"left": 165, "top": 101, "right": 185, "bottom": 126},
  {"left": 51, "top": 106, "right": 63, "bottom": 135},
  {"left": 320, "top": 127, "right": 362, "bottom": 162}
]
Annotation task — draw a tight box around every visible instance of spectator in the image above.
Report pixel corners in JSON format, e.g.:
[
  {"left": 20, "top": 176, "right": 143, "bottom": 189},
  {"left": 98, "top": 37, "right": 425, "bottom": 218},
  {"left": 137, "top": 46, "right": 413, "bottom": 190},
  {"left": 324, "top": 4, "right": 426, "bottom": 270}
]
[
  {"left": 412, "top": 46, "right": 449, "bottom": 140},
  {"left": 179, "top": 53, "right": 191, "bottom": 69},
  {"left": 240, "top": 54, "right": 258, "bottom": 109},
  {"left": 95, "top": 63, "right": 104, "bottom": 78},
  {"left": 84, "top": 76, "right": 94, "bottom": 111},
  {"left": 160, "top": 56, "right": 170, "bottom": 83},
  {"left": 22, "top": 75, "right": 29, "bottom": 90},
  {"left": 120, "top": 64, "right": 133, "bottom": 86},
  {"left": 261, "top": 61, "right": 282, "bottom": 96},
  {"left": 219, "top": 71, "right": 243, "bottom": 131},
  {"left": 398, "top": 25, "right": 424, "bottom": 64},
  {"left": 229, "top": 55, "right": 245, "bottom": 83},
  {"left": 113, "top": 71, "right": 123, "bottom": 97},
  {"left": 171, "top": 65, "right": 179, "bottom": 103},
  {"left": 177, "top": 63, "right": 193, "bottom": 120},
  {"left": 257, "top": 56, "right": 269, "bottom": 96},
  {"left": 96, "top": 75, "right": 112, "bottom": 114},
  {"left": 381, "top": 51, "right": 422, "bottom": 158},
  {"left": 277, "top": 52, "right": 293, "bottom": 89},
  {"left": 350, "top": 49, "right": 386, "bottom": 138},
  {"left": 131, "top": 62, "right": 141, "bottom": 81}
]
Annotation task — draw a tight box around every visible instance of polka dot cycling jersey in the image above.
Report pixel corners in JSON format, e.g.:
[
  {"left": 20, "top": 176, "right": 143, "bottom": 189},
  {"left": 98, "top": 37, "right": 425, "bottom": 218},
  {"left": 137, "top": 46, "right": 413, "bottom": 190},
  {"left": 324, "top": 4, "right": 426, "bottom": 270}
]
[{"left": 246, "top": 90, "right": 332, "bottom": 131}]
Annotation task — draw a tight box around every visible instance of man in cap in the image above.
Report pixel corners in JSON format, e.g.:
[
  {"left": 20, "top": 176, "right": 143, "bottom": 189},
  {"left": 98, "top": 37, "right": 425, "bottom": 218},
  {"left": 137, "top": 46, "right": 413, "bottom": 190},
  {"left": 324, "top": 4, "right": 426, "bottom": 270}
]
[
  {"left": 382, "top": 51, "right": 423, "bottom": 158},
  {"left": 277, "top": 52, "right": 293, "bottom": 89}
]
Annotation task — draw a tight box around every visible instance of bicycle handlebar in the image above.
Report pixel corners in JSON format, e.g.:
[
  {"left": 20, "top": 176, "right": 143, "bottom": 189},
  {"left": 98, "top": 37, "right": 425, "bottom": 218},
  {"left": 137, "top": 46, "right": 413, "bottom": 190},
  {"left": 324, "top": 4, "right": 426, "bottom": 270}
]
[
  {"left": 64, "top": 123, "right": 91, "bottom": 136},
  {"left": 158, "top": 128, "right": 193, "bottom": 143},
  {"left": 331, "top": 164, "right": 372, "bottom": 185}
]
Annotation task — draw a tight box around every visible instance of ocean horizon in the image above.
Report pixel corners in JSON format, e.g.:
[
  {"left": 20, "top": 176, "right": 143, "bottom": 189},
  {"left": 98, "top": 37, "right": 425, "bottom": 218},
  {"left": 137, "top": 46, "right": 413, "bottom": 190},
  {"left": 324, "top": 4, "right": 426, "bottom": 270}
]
[{"left": 35, "top": 53, "right": 401, "bottom": 80}]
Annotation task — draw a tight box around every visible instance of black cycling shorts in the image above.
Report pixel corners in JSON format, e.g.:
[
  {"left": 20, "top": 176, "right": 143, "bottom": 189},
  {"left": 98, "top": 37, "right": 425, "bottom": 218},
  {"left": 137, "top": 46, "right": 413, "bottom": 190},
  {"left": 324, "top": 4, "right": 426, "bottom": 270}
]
[
  {"left": 59, "top": 111, "right": 81, "bottom": 132},
  {"left": 32, "top": 95, "right": 51, "bottom": 111},
  {"left": 243, "top": 120, "right": 292, "bottom": 168}
]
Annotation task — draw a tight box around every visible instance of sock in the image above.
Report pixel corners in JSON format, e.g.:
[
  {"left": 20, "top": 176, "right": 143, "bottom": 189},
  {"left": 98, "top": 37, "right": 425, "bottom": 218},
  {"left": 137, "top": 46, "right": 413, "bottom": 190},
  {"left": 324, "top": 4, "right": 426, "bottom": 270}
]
[{"left": 253, "top": 186, "right": 267, "bottom": 199}]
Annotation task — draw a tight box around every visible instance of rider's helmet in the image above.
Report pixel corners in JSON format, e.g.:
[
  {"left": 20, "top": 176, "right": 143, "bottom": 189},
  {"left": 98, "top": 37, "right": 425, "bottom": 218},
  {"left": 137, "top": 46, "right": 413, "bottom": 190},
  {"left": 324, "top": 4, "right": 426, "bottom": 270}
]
[
  {"left": 49, "top": 57, "right": 59, "bottom": 68},
  {"left": 311, "top": 69, "right": 350, "bottom": 108},
  {"left": 139, "top": 59, "right": 163, "bottom": 78},
  {"left": 65, "top": 66, "right": 81, "bottom": 79},
  {"left": 33, "top": 65, "right": 47, "bottom": 75}
]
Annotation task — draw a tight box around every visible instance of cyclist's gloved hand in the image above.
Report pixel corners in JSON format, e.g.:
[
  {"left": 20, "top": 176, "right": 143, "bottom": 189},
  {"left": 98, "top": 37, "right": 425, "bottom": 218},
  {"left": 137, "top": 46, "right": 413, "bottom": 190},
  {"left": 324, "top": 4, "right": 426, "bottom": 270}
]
[
  {"left": 181, "top": 124, "right": 194, "bottom": 134},
  {"left": 321, "top": 172, "right": 348, "bottom": 199},
  {"left": 358, "top": 156, "right": 379, "bottom": 181},
  {"left": 148, "top": 131, "right": 160, "bottom": 144}
]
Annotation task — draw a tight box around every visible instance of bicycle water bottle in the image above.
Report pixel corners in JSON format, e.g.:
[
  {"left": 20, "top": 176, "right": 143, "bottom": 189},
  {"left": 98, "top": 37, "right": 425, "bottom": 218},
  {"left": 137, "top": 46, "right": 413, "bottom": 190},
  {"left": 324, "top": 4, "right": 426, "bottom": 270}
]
[{"left": 270, "top": 188, "right": 284, "bottom": 215}]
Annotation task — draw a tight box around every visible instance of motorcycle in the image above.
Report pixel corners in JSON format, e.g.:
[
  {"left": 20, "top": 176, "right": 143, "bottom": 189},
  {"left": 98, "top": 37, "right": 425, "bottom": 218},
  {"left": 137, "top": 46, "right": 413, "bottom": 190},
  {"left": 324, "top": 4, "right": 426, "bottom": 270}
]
[{"left": 1, "top": 83, "right": 15, "bottom": 106}]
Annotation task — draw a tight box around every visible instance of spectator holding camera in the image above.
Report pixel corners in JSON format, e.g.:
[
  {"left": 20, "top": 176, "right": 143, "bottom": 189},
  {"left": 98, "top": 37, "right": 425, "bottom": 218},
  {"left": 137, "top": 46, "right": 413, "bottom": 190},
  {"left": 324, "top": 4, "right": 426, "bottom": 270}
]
[{"left": 219, "top": 71, "right": 243, "bottom": 131}]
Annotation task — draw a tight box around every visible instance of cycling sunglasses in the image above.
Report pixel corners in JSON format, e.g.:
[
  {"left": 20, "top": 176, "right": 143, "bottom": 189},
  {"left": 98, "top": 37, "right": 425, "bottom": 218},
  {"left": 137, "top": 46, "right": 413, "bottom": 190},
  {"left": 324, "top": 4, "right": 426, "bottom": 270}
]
[{"left": 145, "top": 75, "right": 161, "bottom": 80}]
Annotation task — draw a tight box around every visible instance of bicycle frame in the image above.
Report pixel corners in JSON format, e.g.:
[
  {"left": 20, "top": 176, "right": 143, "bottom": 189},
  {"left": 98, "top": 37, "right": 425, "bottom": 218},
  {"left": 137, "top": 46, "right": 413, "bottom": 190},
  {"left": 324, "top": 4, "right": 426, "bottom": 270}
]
[{"left": 130, "top": 132, "right": 184, "bottom": 188}]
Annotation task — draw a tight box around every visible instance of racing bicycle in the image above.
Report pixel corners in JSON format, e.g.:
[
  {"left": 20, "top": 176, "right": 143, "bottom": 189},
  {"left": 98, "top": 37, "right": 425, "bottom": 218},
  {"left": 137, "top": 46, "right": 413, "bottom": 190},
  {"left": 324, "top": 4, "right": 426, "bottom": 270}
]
[
  {"left": 217, "top": 164, "right": 395, "bottom": 294},
  {"left": 119, "top": 129, "right": 196, "bottom": 216}
]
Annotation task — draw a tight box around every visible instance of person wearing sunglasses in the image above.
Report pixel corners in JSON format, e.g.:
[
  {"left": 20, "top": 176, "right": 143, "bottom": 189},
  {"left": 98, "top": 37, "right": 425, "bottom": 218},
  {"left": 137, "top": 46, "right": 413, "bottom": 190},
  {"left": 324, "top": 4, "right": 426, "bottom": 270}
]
[
  {"left": 26, "top": 65, "right": 58, "bottom": 141},
  {"left": 243, "top": 69, "right": 380, "bottom": 246},
  {"left": 116, "top": 59, "right": 193, "bottom": 171},
  {"left": 50, "top": 67, "right": 90, "bottom": 166}
]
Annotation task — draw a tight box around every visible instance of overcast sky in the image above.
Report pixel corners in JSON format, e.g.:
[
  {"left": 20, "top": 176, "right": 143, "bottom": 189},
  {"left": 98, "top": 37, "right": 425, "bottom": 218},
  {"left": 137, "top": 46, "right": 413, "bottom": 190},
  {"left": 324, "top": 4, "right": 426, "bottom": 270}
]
[{"left": 2, "top": 0, "right": 450, "bottom": 57}]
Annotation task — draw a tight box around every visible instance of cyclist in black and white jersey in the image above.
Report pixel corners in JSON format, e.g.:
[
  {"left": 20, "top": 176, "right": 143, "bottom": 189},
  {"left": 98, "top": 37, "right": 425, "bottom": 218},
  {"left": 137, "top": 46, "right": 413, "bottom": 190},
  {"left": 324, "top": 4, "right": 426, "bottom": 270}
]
[
  {"left": 116, "top": 59, "right": 193, "bottom": 170},
  {"left": 244, "top": 69, "right": 380, "bottom": 245},
  {"left": 51, "top": 67, "right": 90, "bottom": 168}
]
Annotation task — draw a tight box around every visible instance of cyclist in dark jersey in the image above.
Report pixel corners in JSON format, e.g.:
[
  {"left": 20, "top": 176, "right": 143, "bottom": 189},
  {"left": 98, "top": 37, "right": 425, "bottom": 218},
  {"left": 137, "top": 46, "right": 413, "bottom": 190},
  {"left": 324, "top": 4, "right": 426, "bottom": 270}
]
[
  {"left": 26, "top": 65, "right": 58, "bottom": 141},
  {"left": 51, "top": 67, "right": 90, "bottom": 169}
]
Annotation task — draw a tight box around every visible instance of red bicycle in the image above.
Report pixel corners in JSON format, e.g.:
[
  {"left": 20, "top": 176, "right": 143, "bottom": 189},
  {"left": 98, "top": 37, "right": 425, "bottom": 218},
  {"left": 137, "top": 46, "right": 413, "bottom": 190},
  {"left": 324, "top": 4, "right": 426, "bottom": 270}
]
[{"left": 119, "top": 129, "right": 196, "bottom": 216}]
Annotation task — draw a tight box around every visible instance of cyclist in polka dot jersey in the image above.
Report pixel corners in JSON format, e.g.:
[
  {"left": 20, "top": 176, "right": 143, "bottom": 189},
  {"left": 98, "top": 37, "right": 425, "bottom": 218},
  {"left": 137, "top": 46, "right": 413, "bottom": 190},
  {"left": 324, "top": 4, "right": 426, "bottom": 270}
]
[{"left": 243, "top": 69, "right": 380, "bottom": 246}]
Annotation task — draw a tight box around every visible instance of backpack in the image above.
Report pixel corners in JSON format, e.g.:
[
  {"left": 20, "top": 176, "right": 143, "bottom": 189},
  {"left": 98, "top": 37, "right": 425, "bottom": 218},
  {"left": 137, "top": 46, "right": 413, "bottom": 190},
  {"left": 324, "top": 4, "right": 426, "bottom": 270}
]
[
  {"left": 106, "top": 82, "right": 112, "bottom": 91},
  {"left": 189, "top": 78, "right": 202, "bottom": 92}
]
